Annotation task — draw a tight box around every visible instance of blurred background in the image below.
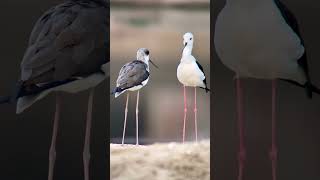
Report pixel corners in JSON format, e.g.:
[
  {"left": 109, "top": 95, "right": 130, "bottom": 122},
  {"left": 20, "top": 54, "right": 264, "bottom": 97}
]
[{"left": 110, "top": 0, "right": 210, "bottom": 144}]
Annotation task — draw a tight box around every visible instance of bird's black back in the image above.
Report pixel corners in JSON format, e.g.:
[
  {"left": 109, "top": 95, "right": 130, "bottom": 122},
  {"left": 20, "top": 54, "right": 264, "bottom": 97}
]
[{"left": 274, "top": 0, "right": 312, "bottom": 97}]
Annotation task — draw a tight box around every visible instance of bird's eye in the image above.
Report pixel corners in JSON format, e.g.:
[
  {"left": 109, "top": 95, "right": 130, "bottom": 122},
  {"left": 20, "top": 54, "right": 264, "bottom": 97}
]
[{"left": 190, "top": 38, "right": 192, "bottom": 40}]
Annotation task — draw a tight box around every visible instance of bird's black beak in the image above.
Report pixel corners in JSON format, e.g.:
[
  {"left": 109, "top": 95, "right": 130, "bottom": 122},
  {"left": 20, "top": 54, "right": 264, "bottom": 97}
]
[
  {"left": 182, "top": 42, "right": 187, "bottom": 54},
  {"left": 149, "top": 59, "right": 159, "bottom": 69}
]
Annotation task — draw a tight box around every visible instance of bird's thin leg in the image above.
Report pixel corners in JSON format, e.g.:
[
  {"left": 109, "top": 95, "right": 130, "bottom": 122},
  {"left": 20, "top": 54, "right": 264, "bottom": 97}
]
[
  {"left": 236, "top": 78, "right": 245, "bottom": 180},
  {"left": 270, "top": 80, "right": 278, "bottom": 180},
  {"left": 194, "top": 87, "right": 198, "bottom": 142},
  {"left": 183, "top": 85, "right": 187, "bottom": 143},
  {"left": 136, "top": 91, "right": 140, "bottom": 145},
  {"left": 83, "top": 88, "right": 94, "bottom": 180},
  {"left": 122, "top": 93, "right": 129, "bottom": 145},
  {"left": 48, "top": 94, "right": 61, "bottom": 180}
]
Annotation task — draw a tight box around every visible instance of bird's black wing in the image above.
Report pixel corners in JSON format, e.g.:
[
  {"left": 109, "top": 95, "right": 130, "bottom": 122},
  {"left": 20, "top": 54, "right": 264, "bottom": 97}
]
[
  {"left": 0, "top": 0, "right": 109, "bottom": 104},
  {"left": 274, "top": 0, "right": 313, "bottom": 97},
  {"left": 20, "top": 0, "right": 108, "bottom": 86},
  {"left": 196, "top": 61, "right": 210, "bottom": 92},
  {"left": 114, "top": 61, "right": 149, "bottom": 93}
]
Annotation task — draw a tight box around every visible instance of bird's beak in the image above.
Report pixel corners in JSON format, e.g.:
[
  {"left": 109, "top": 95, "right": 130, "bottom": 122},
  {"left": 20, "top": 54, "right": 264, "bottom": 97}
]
[
  {"left": 181, "top": 42, "right": 187, "bottom": 54},
  {"left": 149, "top": 59, "right": 159, "bottom": 69}
]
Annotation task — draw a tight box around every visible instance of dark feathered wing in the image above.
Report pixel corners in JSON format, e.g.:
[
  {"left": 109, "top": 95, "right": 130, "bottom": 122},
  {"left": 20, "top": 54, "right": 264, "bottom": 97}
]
[
  {"left": 113, "top": 60, "right": 149, "bottom": 93},
  {"left": 0, "top": 0, "right": 109, "bottom": 104},
  {"left": 195, "top": 61, "right": 210, "bottom": 93},
  {"left": 20, "top": 0, "right": 108, "bottom": 91},
  {"left": 274, "top": 0, "right": 319, "bottom": 98}
]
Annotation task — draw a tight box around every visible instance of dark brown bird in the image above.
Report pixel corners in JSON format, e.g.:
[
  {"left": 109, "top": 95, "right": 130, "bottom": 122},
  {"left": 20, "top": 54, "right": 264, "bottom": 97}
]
[{"left": 0, "top": 0, "right": 109, "bottom": 180}]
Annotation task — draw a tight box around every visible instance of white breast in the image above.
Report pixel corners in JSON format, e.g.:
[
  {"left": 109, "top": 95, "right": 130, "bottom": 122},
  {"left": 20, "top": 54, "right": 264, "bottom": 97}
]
[
  {"left": 214, "top": 2, "right": 306, "bottom": 83},
  {"left": 128, "top": 77, "right": 149, "bottom": 91},
  {"left": 177, "top": 57, "right": 205, "bottom": 87}
]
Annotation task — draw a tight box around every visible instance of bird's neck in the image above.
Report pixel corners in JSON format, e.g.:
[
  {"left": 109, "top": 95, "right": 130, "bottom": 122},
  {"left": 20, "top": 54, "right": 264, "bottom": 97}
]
[
  {"left": 182, "top": 45, "right": 193, "bottom": 57},
  {"left": 144, "top": 61, "right": 150, "bottom": 71},
  {"left": 138, "top": 59, "right": 150, "bottom": 71}
]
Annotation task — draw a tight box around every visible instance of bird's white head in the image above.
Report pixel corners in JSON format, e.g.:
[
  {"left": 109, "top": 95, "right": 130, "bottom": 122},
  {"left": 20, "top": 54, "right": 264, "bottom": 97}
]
[
  {"left": 136, "top": 48, "right": 158, "bottom": 69},
  {"left": 183, "top": 32, "right": 194, "bottom": 47},
  {"left": 182, "top": 32, "right": 194, "bottom": 57},
  {"left": 137, "top": 48, "right": 150, "bottom": 62}
]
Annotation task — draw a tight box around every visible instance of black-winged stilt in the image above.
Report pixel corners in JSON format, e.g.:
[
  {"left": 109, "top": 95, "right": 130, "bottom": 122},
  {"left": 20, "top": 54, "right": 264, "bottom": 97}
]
[
  {"left": 215, "top": 0, "right": 320, "bottom": 180},
  {"left": 177, "top": 32, "right": 210, "bottom": 143},
  {"left": 112, "top": 48, "right": 158, "bottom": 146},
  {"left": 0, "top": 1, "right": 108, "bottom": 180}
]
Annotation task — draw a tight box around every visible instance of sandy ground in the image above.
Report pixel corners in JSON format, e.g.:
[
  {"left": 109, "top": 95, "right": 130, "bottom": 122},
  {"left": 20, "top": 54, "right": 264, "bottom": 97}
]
[{"left": 110, "top": 140, "right": 210, "bottom": 180}]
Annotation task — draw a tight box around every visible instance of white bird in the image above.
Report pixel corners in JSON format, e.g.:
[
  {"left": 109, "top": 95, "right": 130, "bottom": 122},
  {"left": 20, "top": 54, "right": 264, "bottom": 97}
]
[
  {"left": 214, "top": 0, "right": 320, "bottom": 180},
  {"left": 177, "top": 32, "right": 210, "bottom": 143},
  {"left": 112, "top": 48, "right": 158, "bottom": 145}
]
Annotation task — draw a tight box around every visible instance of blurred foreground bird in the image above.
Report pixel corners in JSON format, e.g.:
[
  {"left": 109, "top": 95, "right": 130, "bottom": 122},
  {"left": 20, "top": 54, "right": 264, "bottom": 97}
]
[
  {"left": 0, "top": 0, "right": 109, "bottom": 180},
  {"left": 215, "top": 0, "right": 320, "bottom": 180},
  {"left": 112, "top": 48, "right": 158, "bottom": 146},
  {"left": 177, "top": 32, "right": 210, "bottom": 143}
]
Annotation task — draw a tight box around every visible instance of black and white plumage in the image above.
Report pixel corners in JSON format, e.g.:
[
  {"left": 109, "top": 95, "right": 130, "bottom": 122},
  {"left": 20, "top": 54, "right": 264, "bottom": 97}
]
[
  {"left": 0, "top": 0, "right": 109, "bottom": 107},
  {"left": 113, "top": 48, "right": 158, "bottom": 98},
  {"left": 177, "top": 32, "right": 210, "bottom": 143},
  {"left": 214, "top": 1, "right": 319, "bottom": 180},
  {"left": 112, "top": 48, "right": 157, "bottom": 145},
  {"left": 214, "top": 0, "right": 319, "bottom": 97},
  {"left": 177, "top": 32, "right": 210, "bottom": 92},
  {"left": 0, "top": 1, "right": 108, "bottom": 180}
]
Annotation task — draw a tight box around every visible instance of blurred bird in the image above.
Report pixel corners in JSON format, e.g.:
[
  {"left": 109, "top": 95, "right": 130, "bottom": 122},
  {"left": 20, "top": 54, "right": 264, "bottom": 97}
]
[
  {"left": 112, "top": 48, "right": 158, "bottom": 146},
  {"left": 0, "top": 0, "right": 109, "bottom": 180},
  {"left": 177, "top": 32, "right": 210, "bottom": 143},
  {"left": 215, "top": 0, "right": 320, "bottom": 180}
]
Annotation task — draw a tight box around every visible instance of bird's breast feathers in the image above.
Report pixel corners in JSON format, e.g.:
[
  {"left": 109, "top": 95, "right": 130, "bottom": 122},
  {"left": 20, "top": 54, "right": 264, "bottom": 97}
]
[
  {"left": 215, "top": 2, "right": 305, "bottom": 80},
  {"left": 177, "top": 61, "right": 205, "bottom": 87}
]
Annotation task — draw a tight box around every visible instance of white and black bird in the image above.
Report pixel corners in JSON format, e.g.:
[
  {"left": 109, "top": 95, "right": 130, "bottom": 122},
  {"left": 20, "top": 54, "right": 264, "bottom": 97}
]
[
  {"left": 0, "top": 1, "right": 108, "bottom": 180},
  {"left": 215, "top": 0, "right": 320, "bottom": 180},
  {"left": 177, "top": 32, "right": 210, "bottom": 143},
  {"left": 112, "top": 48, "right": 158, "bottom": 145}
]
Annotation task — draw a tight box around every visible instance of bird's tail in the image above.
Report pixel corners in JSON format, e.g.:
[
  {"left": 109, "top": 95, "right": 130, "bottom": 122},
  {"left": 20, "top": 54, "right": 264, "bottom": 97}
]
[
  {"left": 111, "top": 87, "right": 125, "bottom": 98},
  {"left": 0, "top": 81, "right": 23, "bottom": 104},
  {"left": 307, "top": 82, "right": 320, "bottom": 98},
  {"left": 200, "top": 87, "right": 210, "bottom": 93},
  {"left": 0, "top": 96, "right": 10, "bottom": 104},
  {"left": 281, "top": 79, "right": 320, "bottom": 98}
]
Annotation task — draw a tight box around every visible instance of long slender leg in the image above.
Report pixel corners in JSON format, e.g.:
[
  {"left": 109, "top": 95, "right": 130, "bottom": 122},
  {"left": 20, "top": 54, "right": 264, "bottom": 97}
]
[
  {"left": 122, "top": 93, "right": 130, "bottom": 145},
  {"left": 270, "top": 80, "right": 277, "bottom": 180},
  {"left": 236, "top": 78, "right": 245, "bottom": 180},
  {"left": 136, "top": 91, "right": 140, "bottom": 145},
  {"left": 83, "top": 88, "right": 94, "bottom": 180},
  {"left": 182, "top": 85, "right": 187, "bottom": 143},
  {"left": 48, "top": 94, "right": 61, "bottom": 180},
  {"left": 194, "top": 87, "right": 198, "bottom": 142}
]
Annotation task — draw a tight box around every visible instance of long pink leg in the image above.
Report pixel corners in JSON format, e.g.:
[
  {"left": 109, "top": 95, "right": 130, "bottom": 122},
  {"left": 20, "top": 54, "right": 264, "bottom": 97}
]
[
  {"left": 122, "top": 93, "right": 129, "bottom": 145},
  {"left": 236, "top": 78, "right": 245, "bottom": 180},
  {"left": 83, "top": 88, "right": 94, "bottom": 180},
  {"left": 136, "top": 91, "right": 140, "bottom": 145},
  {"left": 48, "top": 94, "right": 61, "bottom": 180},
  {"left": 194, "top": 87, "right": 198, "bottom": 142},
  {"left": 182, "top": 85, "right": 187, "bottom": 143},
  {"left": 270, "top": 80, "right": 277, "bottom": 180}
]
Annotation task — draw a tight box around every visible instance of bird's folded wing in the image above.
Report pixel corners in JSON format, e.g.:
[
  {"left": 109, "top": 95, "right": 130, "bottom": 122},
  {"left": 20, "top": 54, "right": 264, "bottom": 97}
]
[
  {"left": 20, "top": 1, "right": 108, "bottom": 83},
  {"left": 16, "top": 64, "right": 107, "bottom": 114},
  {"left": 116, "top": 61, "right": 149, "bottom": 90}
]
